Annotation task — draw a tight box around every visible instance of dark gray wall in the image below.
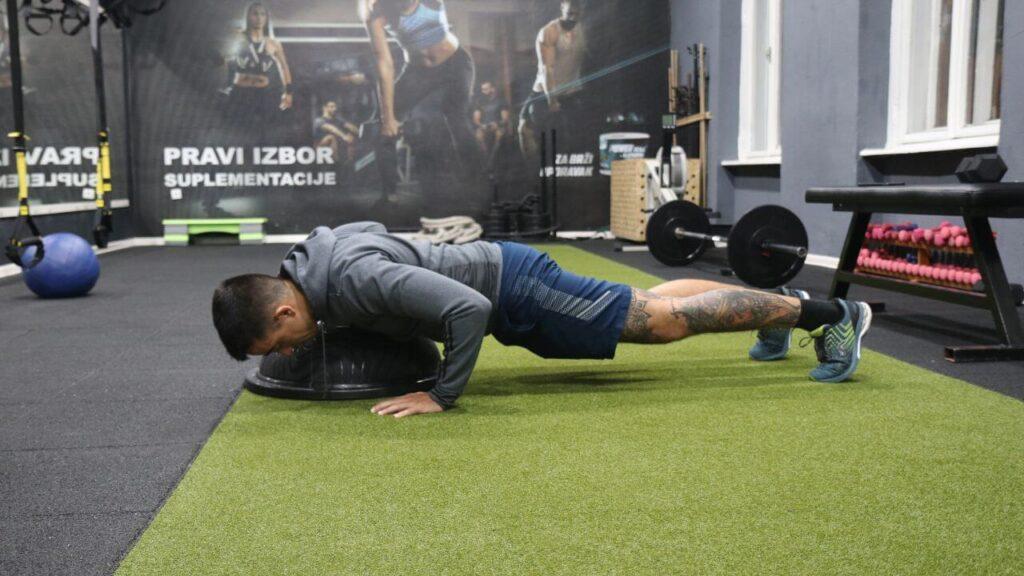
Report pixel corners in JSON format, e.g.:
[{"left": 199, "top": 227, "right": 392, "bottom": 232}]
[
  {"left": 992, "top": 0, "right": 1024, "bottom": 277},
  {"left": 0, "top": 24, "right": 134, "bottom": 243},
  {"left": 671, "top": 0, "right": 1024, "bottom": 283}
]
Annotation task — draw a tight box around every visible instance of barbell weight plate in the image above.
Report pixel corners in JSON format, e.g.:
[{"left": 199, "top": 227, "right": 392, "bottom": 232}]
[
  {"left": 646, "top": 200, "right": 712, "bottom": 266},
  {"left": 727, "top": 205, "right": 808, "bottom": 288}
]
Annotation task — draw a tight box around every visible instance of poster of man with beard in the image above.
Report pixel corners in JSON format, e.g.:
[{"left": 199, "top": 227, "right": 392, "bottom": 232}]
[{"left": 127, "top": 0, "right": 667, "bottom": 235}]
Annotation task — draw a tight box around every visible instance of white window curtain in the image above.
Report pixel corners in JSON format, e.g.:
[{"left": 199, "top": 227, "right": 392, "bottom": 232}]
[{"left": 738, "top": 0, "right": 782, "bottom": 161}]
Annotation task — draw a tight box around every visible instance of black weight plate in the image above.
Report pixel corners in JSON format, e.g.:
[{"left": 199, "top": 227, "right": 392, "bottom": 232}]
[
  {"left": 646, "top": 200, "right": 711, "bottom": 266},
  {"left": 728, "top": 205, "right": 808, "bottom": 288}
]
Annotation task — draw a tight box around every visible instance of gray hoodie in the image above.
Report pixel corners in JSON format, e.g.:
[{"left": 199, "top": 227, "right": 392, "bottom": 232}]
[{"left": 280, "top": 222, "right": 502, "bottom": 409}]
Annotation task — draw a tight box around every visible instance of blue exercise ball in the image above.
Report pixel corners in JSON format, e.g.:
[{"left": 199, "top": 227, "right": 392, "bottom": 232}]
[{"left": 21, "top": 233, "right": 101, "bottom": 298}]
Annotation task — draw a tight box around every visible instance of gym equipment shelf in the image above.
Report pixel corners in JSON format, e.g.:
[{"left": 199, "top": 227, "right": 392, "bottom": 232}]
[{"left": 807, "top": 184, "right": 1024, "bottom": 363}]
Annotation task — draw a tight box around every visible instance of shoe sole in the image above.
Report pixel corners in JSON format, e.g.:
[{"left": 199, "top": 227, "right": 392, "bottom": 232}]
[
  {"left": 748, "top": 290, "right": 809, "bottom": 362},
  {"left": 816, "top": 302, "right": 873, "bottom": 383}
]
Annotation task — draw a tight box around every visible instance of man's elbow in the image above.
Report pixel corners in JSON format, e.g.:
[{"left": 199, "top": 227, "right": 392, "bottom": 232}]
[
  {"left": 470, "top": 298, "right": 492, "bottom": 322},
  {"left": 456, "top": 297, "right": 492, "bottom": 325}
]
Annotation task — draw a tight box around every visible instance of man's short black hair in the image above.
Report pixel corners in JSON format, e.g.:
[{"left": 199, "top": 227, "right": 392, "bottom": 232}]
[{"left": 211, "top": 274, "right": 288, "bottom": 361}]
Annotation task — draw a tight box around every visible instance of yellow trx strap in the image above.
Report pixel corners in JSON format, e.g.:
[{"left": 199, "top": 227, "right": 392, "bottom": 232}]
[
  {"left": 95, "top": 130, "right": 111, "bottom": 210},
  {"left": 5, "top": 130, "right": 44, "bottom": 268}
]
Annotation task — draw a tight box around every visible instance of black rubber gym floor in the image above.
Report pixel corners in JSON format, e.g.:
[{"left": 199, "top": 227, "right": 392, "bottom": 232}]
[
  {"left": 1, "top": 240, "right": 1021, "bottom": 575},
  {"left": 0, "top": 246, "right": 273, "bottom": 576}
]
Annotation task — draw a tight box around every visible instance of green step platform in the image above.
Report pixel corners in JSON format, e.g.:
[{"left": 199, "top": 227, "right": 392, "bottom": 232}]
[{"left": 162, "top": 218, "right": 268, "bottom": 246}]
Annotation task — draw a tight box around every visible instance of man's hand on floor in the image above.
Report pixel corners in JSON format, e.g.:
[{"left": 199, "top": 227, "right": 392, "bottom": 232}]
[{"left": 371, "top": 392, "right": 443, "bottom": 418}]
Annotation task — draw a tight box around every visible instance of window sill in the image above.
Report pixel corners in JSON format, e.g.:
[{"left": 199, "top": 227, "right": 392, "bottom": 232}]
[
  {"left": 860, "top": 134, "right": 999, "bottom": 157},
  {"left": 721, "top": 155, "right": 782, "bottom": 167}
]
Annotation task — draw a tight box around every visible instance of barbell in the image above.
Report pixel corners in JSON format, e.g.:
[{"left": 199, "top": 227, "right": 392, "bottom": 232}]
[{"left": 646, "top": 200, "right": 809, "bottom": 288}]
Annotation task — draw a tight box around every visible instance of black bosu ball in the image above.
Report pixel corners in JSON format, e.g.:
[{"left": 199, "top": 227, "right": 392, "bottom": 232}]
[{"left": 244, "top": 329, "right": 440, "bottom": 400}]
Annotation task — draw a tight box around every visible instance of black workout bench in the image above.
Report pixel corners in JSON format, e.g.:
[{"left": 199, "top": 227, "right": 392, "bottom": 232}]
[{"left": 806, "top": 184, "right": 1024, "bottom": 362}]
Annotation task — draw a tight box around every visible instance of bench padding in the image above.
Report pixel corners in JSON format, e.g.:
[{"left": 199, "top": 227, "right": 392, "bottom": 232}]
[{"left": 806, "top": 184, "right": 1024, "bottom": 215}]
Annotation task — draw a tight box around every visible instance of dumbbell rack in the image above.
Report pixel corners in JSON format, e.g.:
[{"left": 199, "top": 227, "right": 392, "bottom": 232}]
[{"left": 856, "top": 239, "right": 982, "bottom": 291}]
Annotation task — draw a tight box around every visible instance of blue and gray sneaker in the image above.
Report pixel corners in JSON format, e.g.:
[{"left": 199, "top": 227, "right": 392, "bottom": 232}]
[
  {"left": 804, "top": 299, "right": 873, "bottom": 383},
  {"left": 748, "top": 287, "right": 810, "bottom": 361}
]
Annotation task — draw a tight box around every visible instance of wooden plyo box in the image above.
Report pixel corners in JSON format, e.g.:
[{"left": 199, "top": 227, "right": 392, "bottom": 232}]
[
  {"left": 609, "top": 159, "right": 651, "bottom": 242},
  {"left": 609, "top": 158, "right": 703, "bottom": 242}
]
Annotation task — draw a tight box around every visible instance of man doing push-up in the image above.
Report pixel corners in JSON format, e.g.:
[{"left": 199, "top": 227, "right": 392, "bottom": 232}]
[{"left": 212, "top": 222, "right": 871, "bottom": 418}]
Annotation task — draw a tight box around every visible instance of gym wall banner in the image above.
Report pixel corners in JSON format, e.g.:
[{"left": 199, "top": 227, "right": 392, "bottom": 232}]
[
  {"left": 128, "top": 0, "right": 668, "bottom": 234},
  {"left": 0, "top": 17, "right": 128, "bottom": 209}
]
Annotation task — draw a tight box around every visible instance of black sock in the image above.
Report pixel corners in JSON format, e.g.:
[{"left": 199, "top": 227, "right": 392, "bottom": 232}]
[{"left": 795, "top": 299, "right": 845, "bottom": 331}]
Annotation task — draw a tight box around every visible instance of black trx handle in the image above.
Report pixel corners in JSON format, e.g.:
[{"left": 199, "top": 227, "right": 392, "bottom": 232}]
[
  {"left": 22, "top": 0, "right": 61, "bottom": 35},
  {"left": 60, "top": 1, "right": 87, "bottom": 36},
  {"left": 5, "top": 223, "right": 44, "bottom": 268},
  {"left": 24, "top": 10, "right": 55, "bottom": 35}
]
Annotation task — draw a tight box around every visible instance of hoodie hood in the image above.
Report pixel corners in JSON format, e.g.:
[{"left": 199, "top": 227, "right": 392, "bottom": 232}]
[
  {"left": 279, "top": 227, "right": 337, "bottom": 321},
  {"left": 280, "top": 222, "right": 389, "bottom": 322}
]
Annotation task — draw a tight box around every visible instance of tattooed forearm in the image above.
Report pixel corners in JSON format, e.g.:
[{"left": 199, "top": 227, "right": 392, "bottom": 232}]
[
  {"left": 622, "top": 288, "right": 661, "bottom": 343},
  {"left": 670, "top": 289, "right": 800, "bottom": 334}
]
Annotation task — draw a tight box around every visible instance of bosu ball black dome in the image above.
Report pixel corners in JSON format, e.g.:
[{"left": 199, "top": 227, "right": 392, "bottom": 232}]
[{"left": 245, "top": 329, "right": 440, "bottom": 400}]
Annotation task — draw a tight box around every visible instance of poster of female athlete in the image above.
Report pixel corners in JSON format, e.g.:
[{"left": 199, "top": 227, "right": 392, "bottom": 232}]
[{"left": 128, "top": 0, "right": 667, "bottom": 233}]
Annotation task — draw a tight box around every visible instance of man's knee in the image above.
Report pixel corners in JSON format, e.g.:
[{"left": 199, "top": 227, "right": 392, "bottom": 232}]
[
  {"left": 621, "top": 289, "right": 688, "bottom": 343},
  {"left": 649, "top": 311, "right": 687, "bottom": 342}
]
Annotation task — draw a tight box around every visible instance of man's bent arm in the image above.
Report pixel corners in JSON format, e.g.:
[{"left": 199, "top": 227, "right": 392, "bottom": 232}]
[{"left": 345, "top": 257, "right": 492, "bottom": 409}]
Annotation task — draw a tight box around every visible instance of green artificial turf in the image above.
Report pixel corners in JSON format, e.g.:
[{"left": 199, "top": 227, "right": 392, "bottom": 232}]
[{"left": 118, "top": 245, "right": 1024, "bottom": 575}]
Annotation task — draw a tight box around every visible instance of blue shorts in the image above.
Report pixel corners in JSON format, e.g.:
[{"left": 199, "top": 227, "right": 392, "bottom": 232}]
[{"left": 492, "top": 242, "right": 633, "bottom": 359}]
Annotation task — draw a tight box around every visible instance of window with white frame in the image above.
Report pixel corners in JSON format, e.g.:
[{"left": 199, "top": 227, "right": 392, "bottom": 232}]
[
  {"left": 738, "top": 0, "right": 782, "bottom": 161},
  {"left": 887, "top": 0, "right": 1004, "bottom": 149}
]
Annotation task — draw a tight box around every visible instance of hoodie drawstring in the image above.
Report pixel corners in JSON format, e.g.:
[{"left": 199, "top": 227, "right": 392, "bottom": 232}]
[{"left": 317, "top": 321, "right": 328, "bottom": 400}]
